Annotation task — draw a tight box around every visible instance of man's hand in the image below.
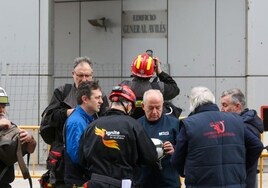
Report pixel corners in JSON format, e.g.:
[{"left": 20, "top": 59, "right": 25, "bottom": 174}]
[
  {"left": 20, "top": 129, "right": 36, "bottom": 153},
  {"left": 67, "top": 108, "right": 75, "bottom": 117},
  {"left": 163, "top": 141, "right": 174, "bottom": 155},
  {"left": 19, "top": 129, "right": 34, "bottom": 144},
  {"left": 0, "top": 118, "right": 11, "bottom": 130},
  {"left": 153, "top": 57, "right": 162, "bottom": 75}
]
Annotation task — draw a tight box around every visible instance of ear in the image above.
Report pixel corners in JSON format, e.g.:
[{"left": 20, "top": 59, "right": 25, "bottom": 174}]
[
  {"left": 234, "top": 103, "right": 242, "bottom": 112},
  {"left": 127, "top": 102, "right": 132, "bottom": 112},
  {"left": 235, "top": 102, "right": 240, "bottom": 108},
  {"left": 81, "top": 95, "right": 88, "bottom": 103},
  {"left": 142, "top": 102, "right": 145, "bottom": 110}
]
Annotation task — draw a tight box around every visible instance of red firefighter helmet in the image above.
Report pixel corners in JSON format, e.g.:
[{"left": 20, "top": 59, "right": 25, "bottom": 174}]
[
  {"left": 131, "top": 53, "right": 155, "bottom": 78},
  {"left": 109, "top": 85, "right": 136, "bottom": 109}
]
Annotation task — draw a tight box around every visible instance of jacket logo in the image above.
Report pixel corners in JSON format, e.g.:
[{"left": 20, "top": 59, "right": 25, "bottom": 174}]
[
  {"left": 204, "top": 121, "right": 235, "bottom": 139},
  {"left": 95, "top": 126, "right": 120, "bottom": 150},
  {"left": 210, "top": 121, "right": 225, "bottom": 134},
  {"left": 159, "top": 131, "right": 169, "bottom": 136}
]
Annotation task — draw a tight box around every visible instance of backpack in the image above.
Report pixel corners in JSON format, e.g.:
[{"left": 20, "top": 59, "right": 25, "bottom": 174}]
[
  {"left": 0, "top": 123, "right": 32, "bottom": 188},
  {"left": 39, "top": 84, "right": 72, "bottom": 144}
]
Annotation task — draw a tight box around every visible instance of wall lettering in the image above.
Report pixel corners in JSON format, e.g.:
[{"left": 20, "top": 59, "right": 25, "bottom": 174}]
[{"left": 122, "top": 10, "right": 167, "bottom": 38}]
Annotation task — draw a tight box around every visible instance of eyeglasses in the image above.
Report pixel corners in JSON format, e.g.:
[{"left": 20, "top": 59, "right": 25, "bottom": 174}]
[{"left": 73, "top": 71, "right": 93, "bottom": 78}]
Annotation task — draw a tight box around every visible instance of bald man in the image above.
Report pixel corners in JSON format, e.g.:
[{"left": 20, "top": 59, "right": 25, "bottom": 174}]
[{"left": 136, "top": 89, "right": 181, "bottom": 188}]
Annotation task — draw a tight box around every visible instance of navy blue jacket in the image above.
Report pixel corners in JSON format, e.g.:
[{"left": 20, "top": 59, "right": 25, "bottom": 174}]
[
  {"left": 240, "top": 108, "right": 264, "bottom": 188},
  {"left": 137, "top": 114, "right": 181, "bottom": 188},
  {"left": 171, "top": 103, "right": 263, "bottom": 188},
  {"left": 240, "top": 108, "right": 263, "bottom": 138}
]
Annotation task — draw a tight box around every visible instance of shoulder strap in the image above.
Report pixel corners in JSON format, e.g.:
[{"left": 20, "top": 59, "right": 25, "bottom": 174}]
[
  {"left": 16, "top": 137, "right": 32, "bottom": 188},
  {"left": 63, "top": 122, "right": 67, "bottom": 146},
  {"left": 151, "top": 80, "right": 160, "bottom": 90},
  {"left": 0, "top": 165, "right": 9, "bottom": 182},
  {"left": 63, "top": 108, "right": 76, "bottom": 146},
  {"left": 63, "top": 84, "right": 72, "bottom": 99}
]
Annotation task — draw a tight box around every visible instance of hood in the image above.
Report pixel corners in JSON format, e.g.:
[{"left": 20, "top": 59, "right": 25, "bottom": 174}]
[{"left": 240, "top": 108, "right": 264, "bottom": 133}]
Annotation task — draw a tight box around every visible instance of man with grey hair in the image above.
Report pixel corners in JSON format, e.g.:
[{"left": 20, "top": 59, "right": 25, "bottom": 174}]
[
  {"left": 40, "top": 57, "right": 109, "bottom": 187},
  {"left": 220, "top": 88, "right": 263, "bottom": 136},
  {"left": 220, "top": 88, "right": 263, "bottom": 188},
  {"left": 136, "top": 89, "right": 181, "bottom": 188},
  {"left": 171, "top": 86, "right": 263, "bottom": 188}
]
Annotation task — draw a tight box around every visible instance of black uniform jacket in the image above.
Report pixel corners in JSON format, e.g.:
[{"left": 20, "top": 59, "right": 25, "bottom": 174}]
[{"left": 79, "top": 109, "right": 158, "bottom": 181}]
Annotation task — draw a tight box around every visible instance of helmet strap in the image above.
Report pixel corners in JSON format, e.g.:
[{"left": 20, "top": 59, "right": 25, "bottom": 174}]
[{"left": 120, "top": 101, "right": 129, "bottom": 114}]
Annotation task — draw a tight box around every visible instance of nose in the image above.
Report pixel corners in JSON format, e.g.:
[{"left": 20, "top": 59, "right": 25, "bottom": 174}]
[{"left": 82, "top": 77, "right": 88, "bottom": 82}]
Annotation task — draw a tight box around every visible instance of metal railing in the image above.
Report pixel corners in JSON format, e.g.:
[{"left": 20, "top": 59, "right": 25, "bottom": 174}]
[{"left": 14, "top": 125, "right": 267, "bottom": 188}]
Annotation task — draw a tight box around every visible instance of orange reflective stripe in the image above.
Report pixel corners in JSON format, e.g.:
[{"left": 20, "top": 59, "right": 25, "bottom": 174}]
[
  {"left": 136, "top": 55, "right": 142, "bottom": 69},
  {"left": 146, "top": 57, "right": 153, "bottom": 70}
]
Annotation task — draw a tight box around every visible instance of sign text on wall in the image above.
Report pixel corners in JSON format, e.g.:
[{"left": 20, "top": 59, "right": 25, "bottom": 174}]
[{"left": 122, "top": 10, "right": 167, "bottom": 38}]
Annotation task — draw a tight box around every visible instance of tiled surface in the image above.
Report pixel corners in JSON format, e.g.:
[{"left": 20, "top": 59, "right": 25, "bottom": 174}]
[{"left": 180, "top": 173, "right": 268, "bottom": 188}]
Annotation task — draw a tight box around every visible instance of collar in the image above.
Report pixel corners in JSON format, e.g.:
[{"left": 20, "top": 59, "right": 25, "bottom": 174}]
[
  {"left": 189, "top": 103, "right": 219, "bottom": 116},
  {"left": 75, "top": 105, "right": 94, "bottom": 122},
  {"left": 144, "top": 113, "right": 164, "bottom": 124},
  {"left": 105, "top": 108, "right": 129, "bottom": 116}
]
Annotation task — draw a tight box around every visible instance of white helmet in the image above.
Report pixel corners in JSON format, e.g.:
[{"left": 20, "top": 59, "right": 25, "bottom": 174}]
[
  {"left": 151, "top": 138, "right": 164, "bottom": 159},
  {"left": 0, "top": 87, "right": 9, "bottom": 105}
]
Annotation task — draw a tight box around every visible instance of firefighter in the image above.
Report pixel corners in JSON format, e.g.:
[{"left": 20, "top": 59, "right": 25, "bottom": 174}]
[
  {"left": 121, "top": 51, "right": 180, "bottom": 119},
  {"left": 79, "top": 85, "right": 158, "bottom": 188}
]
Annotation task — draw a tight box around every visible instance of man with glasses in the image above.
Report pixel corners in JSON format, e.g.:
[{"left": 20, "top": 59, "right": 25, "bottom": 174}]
[{"left": 40, "top": 57, "right": 109, "bottom": 188}]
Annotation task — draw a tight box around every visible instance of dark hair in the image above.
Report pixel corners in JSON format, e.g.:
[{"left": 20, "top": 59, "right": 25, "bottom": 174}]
[
  {"left": 73, "top": 56, "right": 92, "bottom": 69},
  {"left": 77, "top": 80, "right": 101, "bottom": 105}
]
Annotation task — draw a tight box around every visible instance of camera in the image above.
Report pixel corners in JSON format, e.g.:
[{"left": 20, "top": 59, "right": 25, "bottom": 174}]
[
  {"left": 146, "top": 49, "right": 156, "bottom": 66},
  {"left": 146, "top": 49, "right": 153, "bottom": 58}
]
